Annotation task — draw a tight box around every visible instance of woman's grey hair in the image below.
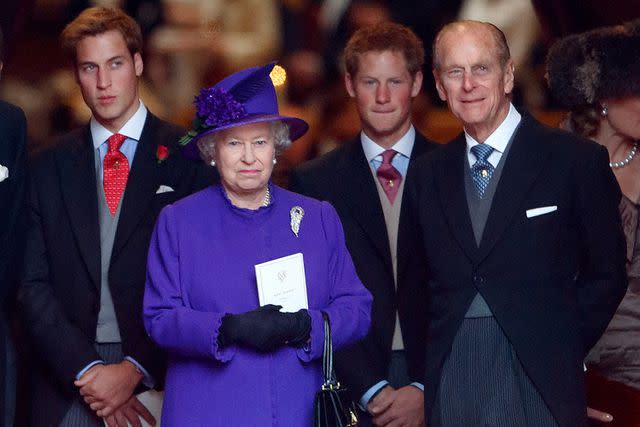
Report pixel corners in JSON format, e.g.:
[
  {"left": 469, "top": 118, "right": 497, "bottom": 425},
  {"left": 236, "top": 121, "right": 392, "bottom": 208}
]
[{"left": 197, "top": 120, "right": 292, "bottom": 164}]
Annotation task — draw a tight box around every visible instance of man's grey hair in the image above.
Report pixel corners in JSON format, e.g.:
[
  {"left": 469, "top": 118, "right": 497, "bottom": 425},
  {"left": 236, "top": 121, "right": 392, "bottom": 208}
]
[{"left": 432, "top": 20, "right": 511, "bottom": 72}]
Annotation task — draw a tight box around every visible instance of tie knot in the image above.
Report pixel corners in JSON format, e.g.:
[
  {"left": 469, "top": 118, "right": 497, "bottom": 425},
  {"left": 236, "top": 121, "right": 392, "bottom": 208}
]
[
  {"left": 471, "top": 144, "right": 493, "bottom": 162},
  {"left": 107, "top": 133, "right": 127, "bottom": 153},
  {"left": 380, "top": 149, "right": 397, "bottom": 165}
]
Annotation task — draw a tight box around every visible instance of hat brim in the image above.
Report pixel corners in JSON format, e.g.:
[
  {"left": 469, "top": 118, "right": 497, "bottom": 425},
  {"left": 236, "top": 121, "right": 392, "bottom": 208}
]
[{"left": 182, "top": 114, "right": 309, "bottom": 160}]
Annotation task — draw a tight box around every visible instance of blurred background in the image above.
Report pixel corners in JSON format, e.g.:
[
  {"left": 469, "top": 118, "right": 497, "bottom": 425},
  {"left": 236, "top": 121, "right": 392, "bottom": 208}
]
[{"left": 1, "top": 0, "right": 639, "bottom": 184}]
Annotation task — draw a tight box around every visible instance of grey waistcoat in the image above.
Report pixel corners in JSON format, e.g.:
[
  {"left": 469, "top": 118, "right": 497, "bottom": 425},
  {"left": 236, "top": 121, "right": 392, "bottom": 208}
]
[
  {"left": 95, "top": 155, "right": 124, "bottom": 343},
  {"left": 463, "top": 135, "right": 515, "bottom": 318},
  {"left": 374, "top": 172, "right": 406, "bottom": 350}
]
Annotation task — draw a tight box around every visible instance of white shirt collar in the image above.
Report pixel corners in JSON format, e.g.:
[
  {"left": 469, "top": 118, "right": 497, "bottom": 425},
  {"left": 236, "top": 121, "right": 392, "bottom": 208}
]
[
  {"left": 90, "top": 101, "right": 148, "bottom": 149},
  {"left": 361, "top": 125, "right": 416, "bottom": 163},
  {"left": 465, "top": 103, "right": 521, "bottom": 154}
]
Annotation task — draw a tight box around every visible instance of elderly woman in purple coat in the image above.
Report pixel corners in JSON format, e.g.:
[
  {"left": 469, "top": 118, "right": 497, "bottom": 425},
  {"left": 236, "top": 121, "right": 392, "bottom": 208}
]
[{"left": 143, "top": 62, "right": 372, "bottom": 426}]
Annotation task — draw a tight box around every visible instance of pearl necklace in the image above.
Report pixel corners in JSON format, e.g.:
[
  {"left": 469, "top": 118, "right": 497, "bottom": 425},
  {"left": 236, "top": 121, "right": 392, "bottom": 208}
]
[
  {"left": 262, "top": 187, "right": 271, "bottom": 207},
  {"left": 223, "top": 187, "right": 271, "bottom": 208},
  {"left": 610, "top": 142, "right": 639, "bottom": 169}
]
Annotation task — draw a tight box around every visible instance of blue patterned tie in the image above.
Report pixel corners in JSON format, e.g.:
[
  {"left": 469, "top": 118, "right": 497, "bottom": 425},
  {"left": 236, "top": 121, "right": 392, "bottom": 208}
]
[{"left": 470, "top": 144, "right": 494, "bottom": 198}]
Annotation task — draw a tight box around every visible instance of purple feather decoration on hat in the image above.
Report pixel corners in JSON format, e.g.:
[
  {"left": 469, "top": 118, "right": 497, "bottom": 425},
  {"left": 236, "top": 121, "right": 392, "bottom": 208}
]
[{"left": 195, "top": 87, "right": 247, "bottom": 127}]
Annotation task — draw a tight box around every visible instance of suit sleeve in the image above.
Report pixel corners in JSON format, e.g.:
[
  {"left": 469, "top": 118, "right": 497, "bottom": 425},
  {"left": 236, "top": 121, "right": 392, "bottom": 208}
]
[
  {"left": 0, "top": 106, "right": 27, "bottom": 304},
  {"left": 398, "top": 167, "right": 430, "bottom": 384},
  {"left": 574, "top": 144, "right": 627, "bottom": 354},
  {"left": 18, "top": 167, "right": 101, "bottom": 392}
]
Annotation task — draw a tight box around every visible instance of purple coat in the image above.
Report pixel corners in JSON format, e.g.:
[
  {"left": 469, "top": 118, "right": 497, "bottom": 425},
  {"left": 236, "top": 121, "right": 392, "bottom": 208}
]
[{"left": 144, "top": 184, "right": 372, "bottom": 426}]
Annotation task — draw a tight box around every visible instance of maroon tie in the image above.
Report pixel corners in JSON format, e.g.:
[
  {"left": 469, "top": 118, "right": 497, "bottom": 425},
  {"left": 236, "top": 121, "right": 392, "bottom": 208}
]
[
  {"left": 103, "top": 133, "right": 129, "bottom": 216},
  {"left": 376, "top": 149, "right": 402, "bottom": 204}
]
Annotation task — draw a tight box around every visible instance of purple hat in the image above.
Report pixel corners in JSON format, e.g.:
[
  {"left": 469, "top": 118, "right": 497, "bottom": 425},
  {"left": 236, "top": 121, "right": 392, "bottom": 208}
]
[{"left": 179, "top": 62, "right": 309, "bottom": 151}]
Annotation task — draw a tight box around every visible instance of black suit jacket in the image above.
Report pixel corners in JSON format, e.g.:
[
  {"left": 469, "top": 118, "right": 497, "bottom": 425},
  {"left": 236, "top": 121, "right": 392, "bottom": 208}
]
[
  {"left": 408, "top": 114, "right": 627, "bottom": 427},
  {"left": 18, "top": 113, "right": 216, "bottom": 427},
  {"left": 290, "top": 131, "right": 436, "bottom": 401},
  {"left": 0, "top": 101, "right": 27, "bottom": 427}
]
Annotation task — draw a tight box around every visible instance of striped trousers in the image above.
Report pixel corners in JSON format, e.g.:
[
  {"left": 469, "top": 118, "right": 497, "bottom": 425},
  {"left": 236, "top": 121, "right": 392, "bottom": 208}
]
[{"left": 432, "top": 317, "right": 558, "bottom": 427}]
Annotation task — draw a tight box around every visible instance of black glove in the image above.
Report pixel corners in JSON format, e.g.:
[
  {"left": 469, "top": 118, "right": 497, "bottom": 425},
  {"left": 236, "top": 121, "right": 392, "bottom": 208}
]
[
  {"left": 280, "top": 309, "right": 311, "bottom": 347},
  {"left": 218, "top": 305, "right": 311, "bottom": 351}
]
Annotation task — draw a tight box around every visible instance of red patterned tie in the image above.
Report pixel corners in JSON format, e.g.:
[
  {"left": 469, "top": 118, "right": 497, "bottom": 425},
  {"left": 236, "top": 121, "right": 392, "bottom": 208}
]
[
  {"left": 376, "top": 149, "right": 402, "bottom": 204},
  {"left": 103, "top": 133, "right": 129, "bottom": 216}
]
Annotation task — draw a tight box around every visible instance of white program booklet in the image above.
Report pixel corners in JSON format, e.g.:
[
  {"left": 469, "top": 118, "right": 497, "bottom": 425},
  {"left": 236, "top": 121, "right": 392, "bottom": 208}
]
[
  {"left": 103, "top": 390, "right": 163, "bottom": 427},
  {"left": 255, "top": 253, "right": 309, "bottom": 312}
]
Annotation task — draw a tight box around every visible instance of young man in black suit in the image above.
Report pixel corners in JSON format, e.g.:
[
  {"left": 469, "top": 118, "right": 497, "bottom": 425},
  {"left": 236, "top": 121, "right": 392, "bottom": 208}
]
[
  {"left": 291, "top": 22, "right": 436, "bottom": 427},
  {"left": 0, "top": 24, "right": 27, "bottom": 427},
  {"left": 18, "top": 7, "right": 214, "bottom": 427},
  {"left": 408, "top": 20, "right": 627, "bottom": 426}
]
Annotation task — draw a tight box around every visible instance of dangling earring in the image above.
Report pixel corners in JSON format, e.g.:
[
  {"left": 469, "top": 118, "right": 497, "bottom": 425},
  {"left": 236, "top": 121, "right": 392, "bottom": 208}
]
[
  {"left": 272, "top": 158, "right": 277, "bottom": 165},
  {"left": 601, "top": 104, "right": 608, "bottom": 117},
  {"left": 210, "top": 160, "right": 216, "bottom": 167}
]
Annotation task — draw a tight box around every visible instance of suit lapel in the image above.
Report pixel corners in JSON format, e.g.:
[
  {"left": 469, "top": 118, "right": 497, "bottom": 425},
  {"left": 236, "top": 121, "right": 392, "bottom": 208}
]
[
  {"left": 397, "top": 133, "right": 432, "bottom": 280},
  {"left": 437, "top": 134, "right": 479, "bottom": 262},
  {"left": 111, "top": 114, "right": 160, "bottom": 260},
  {"left": 340, "top": 139, "right": 392, "bottom": 271},
  {"left": 57, "top": 127, "right": 101, "bottom": 289},
  {"left": 476, "top": 115, "right": 551, "bottom": 263}
]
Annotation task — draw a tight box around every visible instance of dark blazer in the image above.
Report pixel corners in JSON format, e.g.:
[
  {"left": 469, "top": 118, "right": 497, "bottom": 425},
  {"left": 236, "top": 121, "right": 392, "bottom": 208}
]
[
  {"left": 18, "top": 112, "right": 216, "bottom": 427},
  {"left": 407, "top": 114, "right": 627, "bottom": 427},
  {"left": 290, "top": 131, "right": 436, "bottom": 401},
  {"left": 0, "top": 101, "right": 27, "bottom": 427}
]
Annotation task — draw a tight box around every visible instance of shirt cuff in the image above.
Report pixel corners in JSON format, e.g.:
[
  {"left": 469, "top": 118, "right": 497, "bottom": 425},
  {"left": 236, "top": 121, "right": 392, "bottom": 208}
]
[
  {"left": 410, "top": 382, "right": 424, "bottom": 391},
  {"left": 76, "top": 360, "right": 105, "bottom": 380},
  {"left": 359, "top": 380, "right": 389, "bottom": 411},
  {"left": 125, "top": 356, "right": 155, "bottom": 389}
]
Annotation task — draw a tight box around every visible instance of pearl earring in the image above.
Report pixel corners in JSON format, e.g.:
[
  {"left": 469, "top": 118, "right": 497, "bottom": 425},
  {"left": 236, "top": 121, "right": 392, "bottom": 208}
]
[
  {"left": 272, "top": 158, "right": 277, "bottom": 165},
  {"left": 601, "top": 105, "right": 608, "bottom": 117},
  {"left": 210, "top": 160, "right": 216, "bottom": 167}
]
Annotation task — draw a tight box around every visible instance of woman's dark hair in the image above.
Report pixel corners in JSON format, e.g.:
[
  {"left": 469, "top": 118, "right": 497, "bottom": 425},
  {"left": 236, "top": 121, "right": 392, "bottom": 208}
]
[{"left": 564, "top": 106, "right": 601, "bottom": 138}]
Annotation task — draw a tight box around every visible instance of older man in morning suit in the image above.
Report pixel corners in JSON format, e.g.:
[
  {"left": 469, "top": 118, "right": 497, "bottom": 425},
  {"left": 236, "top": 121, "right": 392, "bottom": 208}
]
[
  {"left": 291, "top": 22, "right": 436, "bottom": 427},
  {"left": 407, "top": 20, "right": 627, "bottom": 426},
  {"left": 17, "top": 7, "right": 215, "bottom": 427}
]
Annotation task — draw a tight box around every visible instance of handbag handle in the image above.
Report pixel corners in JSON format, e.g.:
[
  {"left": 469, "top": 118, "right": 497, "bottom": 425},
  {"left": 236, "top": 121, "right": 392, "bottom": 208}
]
[{"left": 321, "top": 312, "right": 338, "bottom": 388}]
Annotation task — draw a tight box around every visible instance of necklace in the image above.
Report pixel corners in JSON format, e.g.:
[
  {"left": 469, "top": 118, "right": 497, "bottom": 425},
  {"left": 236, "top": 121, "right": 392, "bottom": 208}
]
[
  {"left": 222, "top": 186, "right": 271, "bottom": 208},
  {"left": 262, "top": 187, "right": 271, "bottom": 207},
  {"left": 610, "top": 141, "right": 639, "bottom": 169}
]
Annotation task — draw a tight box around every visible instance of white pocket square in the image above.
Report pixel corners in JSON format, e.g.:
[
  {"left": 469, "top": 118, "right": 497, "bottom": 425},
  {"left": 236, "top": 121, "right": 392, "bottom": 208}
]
[
  {"left": 155, "top": 185, "right": 174, "bottom": 194},
  {"left": 526, "top": 205, "right": 557, "bottom": 218},
  {"left": 0, "top": 164, "right": 8, "bottom": 182}
]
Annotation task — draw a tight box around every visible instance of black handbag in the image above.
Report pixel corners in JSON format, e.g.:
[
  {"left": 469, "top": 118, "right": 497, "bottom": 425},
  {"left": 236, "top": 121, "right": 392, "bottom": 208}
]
[{"left": 314, "top": 312, "right": 359, "bottom": 427}]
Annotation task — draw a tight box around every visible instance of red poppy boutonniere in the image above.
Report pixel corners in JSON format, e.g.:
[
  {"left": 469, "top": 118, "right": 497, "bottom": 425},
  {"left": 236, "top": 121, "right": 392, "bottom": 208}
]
[{"left": 156, "top": 145, "right": 170, "bottom": 163}]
